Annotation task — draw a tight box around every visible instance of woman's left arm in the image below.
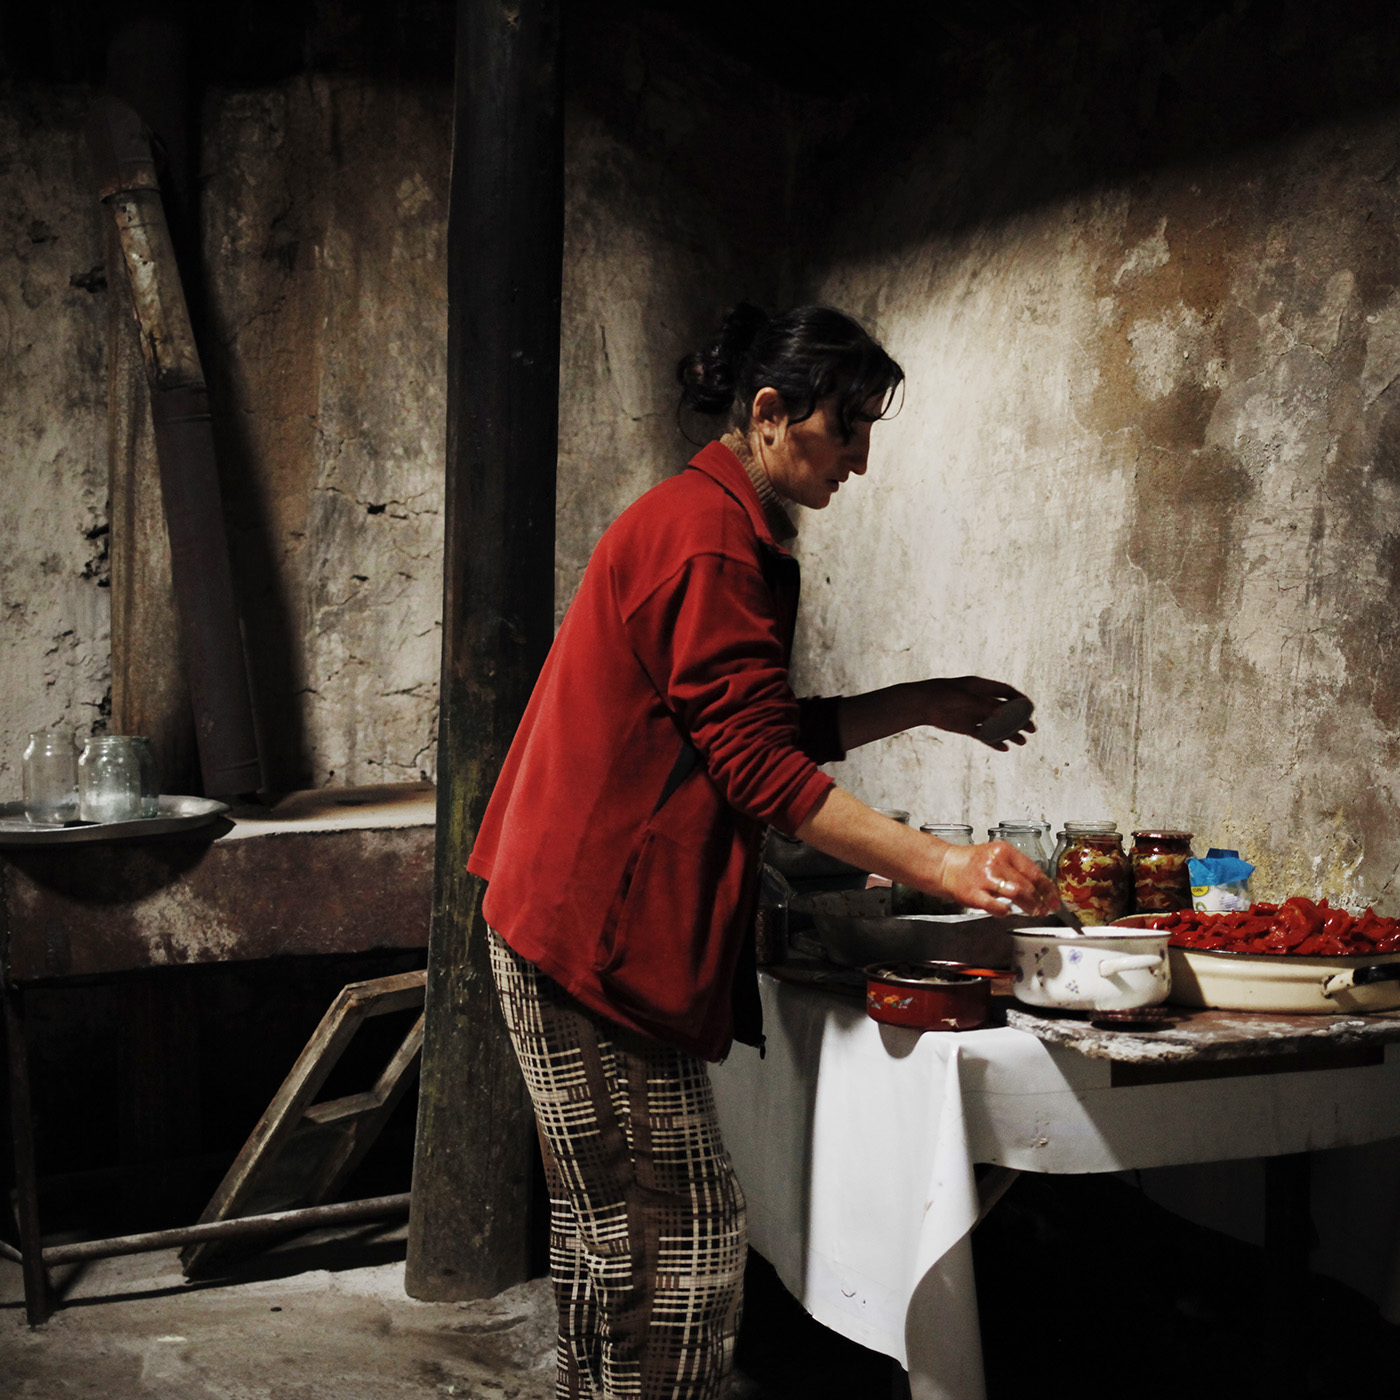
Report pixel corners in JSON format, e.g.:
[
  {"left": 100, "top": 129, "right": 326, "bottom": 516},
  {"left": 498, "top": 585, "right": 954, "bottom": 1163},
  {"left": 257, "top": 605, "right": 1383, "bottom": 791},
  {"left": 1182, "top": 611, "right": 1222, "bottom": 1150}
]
[{"left": 837, "top": 677, "right": 1035, "bottom": 752}]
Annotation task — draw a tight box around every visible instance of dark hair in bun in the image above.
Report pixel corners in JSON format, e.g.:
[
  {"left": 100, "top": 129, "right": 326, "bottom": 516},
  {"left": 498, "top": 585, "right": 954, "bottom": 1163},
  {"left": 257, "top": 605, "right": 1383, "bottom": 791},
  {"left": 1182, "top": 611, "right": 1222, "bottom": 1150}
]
[{"left": 677, "top": 303, "right": 904, "bottom": 442}]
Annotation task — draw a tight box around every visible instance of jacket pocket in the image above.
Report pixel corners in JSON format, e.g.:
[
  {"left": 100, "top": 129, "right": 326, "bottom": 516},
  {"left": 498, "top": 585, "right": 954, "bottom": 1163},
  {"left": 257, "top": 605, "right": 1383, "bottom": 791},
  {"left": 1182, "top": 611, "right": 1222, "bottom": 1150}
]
[
  {"left": 594, "top": 828, "right": 659, "bottom": 978},
  {"left": 596, "top": 816, "right": 748, "bottom": 1038}
]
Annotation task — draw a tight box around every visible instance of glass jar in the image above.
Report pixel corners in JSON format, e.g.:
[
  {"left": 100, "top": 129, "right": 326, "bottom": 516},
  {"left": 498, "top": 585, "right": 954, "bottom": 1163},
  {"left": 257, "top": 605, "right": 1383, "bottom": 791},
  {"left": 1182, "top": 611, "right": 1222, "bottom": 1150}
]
[
  {"left": 1049, "top": 819, "right": 1118, "bottom": 882},
  {"left": 1055, "top": 823, "right": 1130, "bottom": 925},
  {"left": 129, "top": 735, "right": 160, "bottom": 817},
  {"left": 895, "top": 823, "right": 974, "bottom": 914},
  {"left": 993, "top": 822, "right": 1051, "bottom": 874},
  {"left": 922, "top": 823, "right": 974, "bottom": 844},
  {"left": 1000, "top": 819, "right": 1050, "bottom": 841},
  {"left": 78, "top": 735, "right": 144, "bottom": 823},
  {"left": 1131, "top": 830, "right": 1193, "bottom": 913},
  {"left": 22, "top": 730, "right": 79, "bottom": 825}
]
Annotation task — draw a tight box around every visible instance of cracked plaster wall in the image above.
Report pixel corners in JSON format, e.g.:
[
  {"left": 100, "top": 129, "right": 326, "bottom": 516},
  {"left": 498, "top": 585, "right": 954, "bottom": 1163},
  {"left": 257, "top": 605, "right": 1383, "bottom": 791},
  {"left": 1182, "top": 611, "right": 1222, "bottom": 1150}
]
[
  {"left": 794, "top": 115, "right": 1400, "bottom": 906},
  {"left": 1, "top": 71, "right": 753, "bottom": 797},
  {"left": 201, "top": 78, "right": 450, "bottom": 789},
  {"left": 203, "top": 77, "right": 744, "bottom": 789},
  {"left": 0, "top": 88, "right": 111, "bottom": 798}
]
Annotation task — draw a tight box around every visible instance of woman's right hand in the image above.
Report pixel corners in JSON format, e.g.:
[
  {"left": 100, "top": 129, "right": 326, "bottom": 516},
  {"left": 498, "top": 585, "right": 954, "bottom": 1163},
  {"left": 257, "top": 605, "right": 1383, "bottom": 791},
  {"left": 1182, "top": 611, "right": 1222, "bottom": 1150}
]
[{"left": 930, "top": 838, "right": 1060, "bottom": 917}]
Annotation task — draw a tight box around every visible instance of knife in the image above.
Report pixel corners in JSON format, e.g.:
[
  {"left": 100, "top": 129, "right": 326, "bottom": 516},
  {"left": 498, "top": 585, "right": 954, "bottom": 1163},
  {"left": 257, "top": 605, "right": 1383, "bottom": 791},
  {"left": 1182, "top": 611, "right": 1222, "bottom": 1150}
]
[{"left": 1054, "top": 901, "right": 1085, "bottom": 934}]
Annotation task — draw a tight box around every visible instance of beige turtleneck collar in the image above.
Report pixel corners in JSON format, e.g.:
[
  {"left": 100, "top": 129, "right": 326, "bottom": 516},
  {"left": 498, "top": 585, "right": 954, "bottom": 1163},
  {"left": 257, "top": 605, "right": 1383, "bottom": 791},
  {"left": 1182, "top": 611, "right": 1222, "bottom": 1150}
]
[{"left": 720, "top": 429, "right": 797, "bottom": 542}]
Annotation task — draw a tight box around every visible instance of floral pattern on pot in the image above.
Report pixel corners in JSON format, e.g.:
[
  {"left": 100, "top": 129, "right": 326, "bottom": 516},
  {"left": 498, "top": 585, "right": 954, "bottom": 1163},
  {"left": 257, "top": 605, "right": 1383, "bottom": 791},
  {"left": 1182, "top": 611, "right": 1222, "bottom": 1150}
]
[{"left": 1009, "top": 928, "right": 1172, "bottom": 1011}]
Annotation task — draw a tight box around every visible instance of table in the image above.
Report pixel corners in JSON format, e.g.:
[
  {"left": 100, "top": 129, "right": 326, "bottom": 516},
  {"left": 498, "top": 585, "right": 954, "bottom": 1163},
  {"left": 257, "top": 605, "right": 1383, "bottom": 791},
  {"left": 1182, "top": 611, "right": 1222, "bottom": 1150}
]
[
  {"left": 2, "top": 782, "right": 436, "bottom": 1322},
  {"left": 709, "top": 973, "right": 1400, "bottom": 1400}
]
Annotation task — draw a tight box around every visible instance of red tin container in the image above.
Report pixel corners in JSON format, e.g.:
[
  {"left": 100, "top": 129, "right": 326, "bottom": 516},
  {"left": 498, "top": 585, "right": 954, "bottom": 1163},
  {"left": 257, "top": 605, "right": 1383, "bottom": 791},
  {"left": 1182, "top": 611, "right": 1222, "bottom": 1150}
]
[{"left": 863, "top": 961, "right": 994, "bottom": 1031}]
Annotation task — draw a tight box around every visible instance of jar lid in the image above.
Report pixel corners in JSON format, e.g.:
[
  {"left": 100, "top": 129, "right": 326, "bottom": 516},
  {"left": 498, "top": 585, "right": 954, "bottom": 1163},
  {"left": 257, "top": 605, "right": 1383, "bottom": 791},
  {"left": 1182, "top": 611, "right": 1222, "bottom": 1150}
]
[{"left": 1132, "top": 830, "right": 1192, "bottom": 841}]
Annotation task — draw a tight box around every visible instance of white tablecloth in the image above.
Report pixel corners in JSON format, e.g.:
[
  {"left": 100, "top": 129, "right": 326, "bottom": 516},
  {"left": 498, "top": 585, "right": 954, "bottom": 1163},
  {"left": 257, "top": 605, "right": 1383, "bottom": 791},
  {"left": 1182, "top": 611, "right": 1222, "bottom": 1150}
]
[{"left": 709, "top": 974, "right": 1400, "bottom": 1400}]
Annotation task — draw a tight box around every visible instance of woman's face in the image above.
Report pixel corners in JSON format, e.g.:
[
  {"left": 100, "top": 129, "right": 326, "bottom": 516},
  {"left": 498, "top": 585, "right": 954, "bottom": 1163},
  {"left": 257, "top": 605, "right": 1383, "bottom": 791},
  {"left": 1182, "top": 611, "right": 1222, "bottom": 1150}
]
[{"left": 751, "top": 388, "right": 876, "bottom": 510}]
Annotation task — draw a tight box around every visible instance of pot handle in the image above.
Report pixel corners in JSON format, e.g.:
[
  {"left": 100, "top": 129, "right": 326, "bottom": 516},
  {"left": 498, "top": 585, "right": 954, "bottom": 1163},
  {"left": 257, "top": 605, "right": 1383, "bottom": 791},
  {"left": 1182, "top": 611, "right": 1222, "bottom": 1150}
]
[
  {"left": 1322, "top": 964, "right": 1400, "bottom": 998},
  {"left": 1098, "top": 953, "right": 1162, "bottom": 976}
]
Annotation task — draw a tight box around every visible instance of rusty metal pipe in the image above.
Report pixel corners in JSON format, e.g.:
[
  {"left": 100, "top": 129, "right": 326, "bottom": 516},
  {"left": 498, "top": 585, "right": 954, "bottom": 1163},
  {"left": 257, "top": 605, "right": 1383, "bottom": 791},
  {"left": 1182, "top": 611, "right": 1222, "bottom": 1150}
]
[
  {"left": 39, "top": 1192, "right": 411, "bottom": 1266},
  {"left": 86, "top": 95, "right": 260, "bottom": 797}
]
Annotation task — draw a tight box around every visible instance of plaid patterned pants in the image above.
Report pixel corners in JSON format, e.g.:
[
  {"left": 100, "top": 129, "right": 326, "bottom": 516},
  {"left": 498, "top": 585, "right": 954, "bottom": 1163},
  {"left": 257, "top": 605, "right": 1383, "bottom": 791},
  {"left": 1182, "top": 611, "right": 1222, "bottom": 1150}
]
[{"left": 489, "top": 930, "right": 747, "bottom": 1400}]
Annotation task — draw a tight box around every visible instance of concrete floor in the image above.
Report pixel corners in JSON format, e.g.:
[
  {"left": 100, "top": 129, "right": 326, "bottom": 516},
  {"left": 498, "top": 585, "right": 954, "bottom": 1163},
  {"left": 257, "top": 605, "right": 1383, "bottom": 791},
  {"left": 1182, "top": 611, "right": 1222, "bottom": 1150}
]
[
  {"left": 0, "top": 1224, "right": 887, "bottom": 1400},
  {"left": 0, "top": 1225, "right": 559, "bottom": 1400},
  {"left": 12, "top": 1172, "right": 1395, "bottom": 1400}
]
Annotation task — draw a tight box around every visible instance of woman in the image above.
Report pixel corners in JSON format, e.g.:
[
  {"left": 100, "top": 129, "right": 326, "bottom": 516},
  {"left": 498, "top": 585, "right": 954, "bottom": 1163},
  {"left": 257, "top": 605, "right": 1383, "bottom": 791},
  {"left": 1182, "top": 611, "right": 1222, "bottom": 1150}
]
[{"left": 468, "top": 304, "right": 1058, "bottom": 1399}]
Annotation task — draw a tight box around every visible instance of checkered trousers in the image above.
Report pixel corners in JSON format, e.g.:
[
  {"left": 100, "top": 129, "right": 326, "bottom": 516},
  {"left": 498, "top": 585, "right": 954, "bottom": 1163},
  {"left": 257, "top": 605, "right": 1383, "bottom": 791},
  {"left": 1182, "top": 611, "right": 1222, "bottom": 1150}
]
[{"left": 488, "top": 930, "right": 747, "bottom": 1400}]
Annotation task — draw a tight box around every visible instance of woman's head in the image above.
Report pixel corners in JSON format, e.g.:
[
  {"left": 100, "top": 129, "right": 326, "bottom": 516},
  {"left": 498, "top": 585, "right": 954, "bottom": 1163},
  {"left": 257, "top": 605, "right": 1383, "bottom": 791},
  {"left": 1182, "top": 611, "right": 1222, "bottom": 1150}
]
[{"left": 677, "top": 303, "right": 904, "bottom": 445}]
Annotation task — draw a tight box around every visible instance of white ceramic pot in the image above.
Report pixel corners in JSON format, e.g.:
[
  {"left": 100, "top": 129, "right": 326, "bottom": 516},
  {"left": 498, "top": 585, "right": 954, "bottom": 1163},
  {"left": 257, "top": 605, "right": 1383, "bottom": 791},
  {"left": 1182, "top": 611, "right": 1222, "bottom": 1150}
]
[{"left": 1010, "top": 928, "right": 1172, "bottom": 1011}]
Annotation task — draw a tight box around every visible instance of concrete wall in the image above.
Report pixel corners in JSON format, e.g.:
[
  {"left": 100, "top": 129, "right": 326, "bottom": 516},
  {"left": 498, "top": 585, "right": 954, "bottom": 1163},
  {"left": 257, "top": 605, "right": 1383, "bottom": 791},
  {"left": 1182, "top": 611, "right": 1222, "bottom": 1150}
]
[
  {"left": 201, "top": 77, "right": 451, "bottom": 789},
  {"left": 0, "top": 49, "right": 770, "bottom": 797},
  {"left": 0, "top": 88, "right": 111, "bottom": 798},
  {"left": 793, "top": 114, "right": 1400, "bottom": 905},
  {"left": 7, "top": 15, "right": 1399, "bottom": 905},
  {"left": 201, "top": 71, "right": 761, "bottom": 790}
]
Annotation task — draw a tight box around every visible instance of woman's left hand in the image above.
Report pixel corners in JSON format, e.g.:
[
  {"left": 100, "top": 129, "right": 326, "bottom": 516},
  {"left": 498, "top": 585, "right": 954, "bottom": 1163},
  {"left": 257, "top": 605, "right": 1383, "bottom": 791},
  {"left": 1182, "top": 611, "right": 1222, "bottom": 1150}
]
[
  {"left": 909, "top": 676, "right": 1035, "bottom": 749},
  {"left": 836, "top": 676, "right": 1037, "bottom": 752}
]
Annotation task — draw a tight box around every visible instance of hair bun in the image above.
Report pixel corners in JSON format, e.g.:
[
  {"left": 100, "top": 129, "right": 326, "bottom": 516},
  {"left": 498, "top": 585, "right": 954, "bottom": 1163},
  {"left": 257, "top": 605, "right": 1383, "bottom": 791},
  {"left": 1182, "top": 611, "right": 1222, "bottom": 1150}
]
[
  {"left": 676, "top": 302, "right": 770, "bottom": 416},
  {"left": 716, "top": 302, "right": 769, "bottom": 363}
]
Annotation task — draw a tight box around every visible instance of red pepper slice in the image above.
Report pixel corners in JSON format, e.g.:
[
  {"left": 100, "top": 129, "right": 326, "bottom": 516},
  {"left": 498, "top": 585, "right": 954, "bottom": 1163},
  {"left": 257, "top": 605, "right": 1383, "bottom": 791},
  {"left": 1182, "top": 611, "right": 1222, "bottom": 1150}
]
[
  {"left": 1231, "top": 916, "right": 1271, "bottom": 938},
  {"left": 1277, "top": 901, "right": 1321, "bottom": 943},
  {"left": 1322, "top": 908, "right": 1354, "bottom": 940}
]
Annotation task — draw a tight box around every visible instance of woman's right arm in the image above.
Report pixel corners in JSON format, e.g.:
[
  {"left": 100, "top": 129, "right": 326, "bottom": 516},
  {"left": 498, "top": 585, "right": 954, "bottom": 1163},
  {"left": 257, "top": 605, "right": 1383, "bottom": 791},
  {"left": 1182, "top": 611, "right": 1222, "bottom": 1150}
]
[{"left": 794, "top": 786, "right": 1059, "bottom": 916}]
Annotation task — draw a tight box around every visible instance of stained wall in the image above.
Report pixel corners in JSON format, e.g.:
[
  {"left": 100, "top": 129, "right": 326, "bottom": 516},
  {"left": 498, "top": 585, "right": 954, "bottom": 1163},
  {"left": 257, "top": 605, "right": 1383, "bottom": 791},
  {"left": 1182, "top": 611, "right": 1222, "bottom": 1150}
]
[
  {"left": 9, "top": 6, "right": 1399, "bottom": 905},
  {"left": 0, "top": 89, "right": 111, "bottom": 796},
  {"left": 792, "top": 79, "right": 1400, "bottom": 909},
  {"left": 0, "top": 21, "right": 776, "bottom": 796}
]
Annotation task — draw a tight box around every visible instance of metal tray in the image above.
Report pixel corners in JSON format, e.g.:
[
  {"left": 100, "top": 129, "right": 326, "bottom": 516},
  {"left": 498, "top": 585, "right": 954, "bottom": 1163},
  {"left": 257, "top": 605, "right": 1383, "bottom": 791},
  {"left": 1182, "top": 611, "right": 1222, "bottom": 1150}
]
[{"left": 0, "top": 796, "right": 230, "bottom": 847}]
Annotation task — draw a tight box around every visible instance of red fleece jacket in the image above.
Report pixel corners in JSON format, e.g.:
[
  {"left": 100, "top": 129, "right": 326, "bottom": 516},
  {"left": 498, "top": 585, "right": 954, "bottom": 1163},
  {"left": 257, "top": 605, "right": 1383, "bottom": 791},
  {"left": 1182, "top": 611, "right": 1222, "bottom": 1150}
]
[{"left": 467, "top": 440, "right": 844, "bottom": 1059}]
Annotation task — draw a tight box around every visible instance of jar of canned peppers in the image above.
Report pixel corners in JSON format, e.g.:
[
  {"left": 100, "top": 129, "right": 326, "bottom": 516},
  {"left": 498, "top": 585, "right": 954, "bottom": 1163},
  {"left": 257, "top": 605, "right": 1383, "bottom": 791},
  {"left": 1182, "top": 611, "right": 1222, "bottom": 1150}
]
[
  {"left": 1054, "top": 821, "right": 1130, "bottom": 925},
  {"left": 1129, "top": 830, "right": 1193, "bottom": 913}
]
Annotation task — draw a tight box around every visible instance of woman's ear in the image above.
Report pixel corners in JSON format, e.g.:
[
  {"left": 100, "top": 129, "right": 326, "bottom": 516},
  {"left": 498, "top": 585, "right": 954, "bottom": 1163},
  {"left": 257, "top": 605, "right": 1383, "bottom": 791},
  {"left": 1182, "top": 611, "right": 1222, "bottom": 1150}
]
[{"left": 751, "top": 386, "right": 785, "bottom": 445}]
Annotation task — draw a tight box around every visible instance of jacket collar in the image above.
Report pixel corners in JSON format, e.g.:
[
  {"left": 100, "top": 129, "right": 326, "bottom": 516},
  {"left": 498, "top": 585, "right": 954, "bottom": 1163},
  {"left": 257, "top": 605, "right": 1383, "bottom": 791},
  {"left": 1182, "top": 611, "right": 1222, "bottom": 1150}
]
[{"left": 688, "top": 441, "right": 793, "bottom": 552}]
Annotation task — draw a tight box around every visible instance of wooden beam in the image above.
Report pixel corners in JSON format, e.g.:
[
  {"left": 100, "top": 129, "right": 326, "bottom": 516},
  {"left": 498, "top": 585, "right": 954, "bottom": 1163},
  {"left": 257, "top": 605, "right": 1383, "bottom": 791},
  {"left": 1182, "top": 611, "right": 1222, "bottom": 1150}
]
[
  {"left": 405, "top": 0, "right": 564, "bottom": 1300},
  {"left": 103, "top": 15, "right": 198, "bottom": 793}
]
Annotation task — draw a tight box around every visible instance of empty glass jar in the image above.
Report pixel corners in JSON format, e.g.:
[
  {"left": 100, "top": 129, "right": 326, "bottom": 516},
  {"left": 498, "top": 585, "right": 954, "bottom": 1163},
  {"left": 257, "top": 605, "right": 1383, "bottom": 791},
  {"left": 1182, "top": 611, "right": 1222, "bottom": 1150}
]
[
  {"left": 897, "top": 823, "right": 975, "bottom": 914},
  {"left": 78, "top": 735, "right": 145, "bottom": 823},
  {"left": 22, "top": 730, "right": 79, "bottom": 825},
  {"left": 993, "top": 822, "right": 1052, "bottom": 874},
  {"left": 922, "top": 823, "right": 974, "bottom": 844},
  {"left": 130, "top": 735, "right": 160, "bottom": 817}
]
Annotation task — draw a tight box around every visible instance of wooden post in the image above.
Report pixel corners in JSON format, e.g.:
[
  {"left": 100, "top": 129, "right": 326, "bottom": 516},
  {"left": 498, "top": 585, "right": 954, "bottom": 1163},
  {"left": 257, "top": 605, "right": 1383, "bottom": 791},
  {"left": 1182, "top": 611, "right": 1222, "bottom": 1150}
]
[
  {"left": 88, "top": 58, "right": 262, "bottom": 799},
  {"left": 106, "top": 216, "right": 198, "bottom": 805},
  {"left": 405, "top": 0, "right": 564, "bottom": 1299},
  {"left": 104, "top": 15, "right": 198, "bottom": 795}
]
